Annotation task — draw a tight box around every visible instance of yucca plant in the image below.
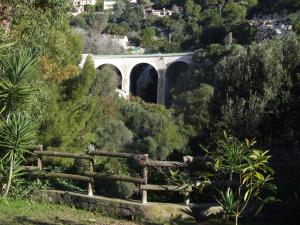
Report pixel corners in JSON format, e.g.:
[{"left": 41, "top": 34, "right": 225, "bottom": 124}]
[
  {"left": 0, "top": 156, "right": 26, "bottom": 194},
  {"left": 217, "top": 188, "right": 238, "bottom": 223},
  {"left": 209, "top": 131, "right": 245, "bottom": 182},
  {"left": 0, "top": 112, "right": 36, "bottom": 196},
  {"left": 0, "top": 43, "right": 14, "bottom": 53},
  {"left": 0, "top": 50, "right": 37, "bottom": 115},
  {"left": 0, "top": 47, "right": 37, "bottom": 196}
]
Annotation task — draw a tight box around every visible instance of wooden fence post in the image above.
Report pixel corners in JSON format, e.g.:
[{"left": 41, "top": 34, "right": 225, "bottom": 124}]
[
  {"left": 88, "top": 158, "right": 94, "bottom": 196},
  {"left": 37, "top": 145, "right": 43, "bottom": 170},
  {"left": 142, "top": 154, "right": 149, "bottom": 204}
]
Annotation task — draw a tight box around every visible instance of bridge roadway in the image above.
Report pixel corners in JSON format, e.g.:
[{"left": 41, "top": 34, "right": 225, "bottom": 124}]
[{"left": 80, "top": 52, "right": 194, "bottom": 105}]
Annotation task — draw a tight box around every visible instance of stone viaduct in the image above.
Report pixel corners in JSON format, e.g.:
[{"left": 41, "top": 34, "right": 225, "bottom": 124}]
[{"left": 80, "top": 52, "right": 194, "bottom": 105}]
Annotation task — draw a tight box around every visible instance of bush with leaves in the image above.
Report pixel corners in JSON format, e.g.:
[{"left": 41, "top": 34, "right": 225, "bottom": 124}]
[
  {"left": 94, "top": 158, "right": 136, "bottom": 199},
  {"left": 213, "top": 35, "right": 300, "bottom": 140},
  {"left": 207, "top": 133, "right": 277, "bottom": 225},
  {"left": 169, "top": 133, "right": 277, "bottom": 225},
  {"left": 120, "top": 98, "right": 188, "bottom": 160},
  {"left": 40, "top": 56, "right": 103, "bottom": 149},
  {"left": 94, "top": 119, "right": 133, "bottom": 152},
  {"left": 91, "top": 66, "right": 119, "bottom": 97}
]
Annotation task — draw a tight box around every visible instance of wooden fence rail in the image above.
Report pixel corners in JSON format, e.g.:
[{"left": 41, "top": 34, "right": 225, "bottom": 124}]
[
  {"left": 34, "top": 151, "right": 94, "bottom": 160},
  {"left": 88, "top": 150, "right": 146, "bottom": 160},
  {"left": 139, "top": 160, "right": 187, "bottom": 168},
  {"left": 84, "top": 172, "right": 146, "bottom": 184},
  {"left": 44, "top": 172, "right": 92, "bottom": 182},
  {"left": 25, "top": 145, "right": 228, "bottom": 204}
]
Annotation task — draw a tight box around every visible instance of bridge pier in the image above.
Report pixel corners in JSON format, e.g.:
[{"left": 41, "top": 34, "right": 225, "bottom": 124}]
[
  {"left": 123, "top": 68, "right": 130, "bottom": 99},
  {"left": 157, "top": 69, "right": 166, "bottom": 105}
]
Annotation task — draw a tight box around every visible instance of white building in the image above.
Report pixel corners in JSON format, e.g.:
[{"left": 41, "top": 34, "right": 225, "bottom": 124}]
[
  {"left": 108, "top": 35, "right": 130, "bottom": 49},
  {"left": 73, "top": 0, "right": 96, "bottom": 6},
  {"left": 248, "top": 16, "right": 294, "bottom": 40},
  {"left": 144, "top": 8, "right": 173, "bottom": 17},
  {"left": 72, "top": 0, "right": 96, "bottom": 15},
  {"left": 103, "top": 0, "right": 116, "bottom": 10},
  {"left": 103, "top": 0, "right": 137, "bottom": 10},
  {"left": 143, "top": 5, "right": 183, "bottom": 17}
]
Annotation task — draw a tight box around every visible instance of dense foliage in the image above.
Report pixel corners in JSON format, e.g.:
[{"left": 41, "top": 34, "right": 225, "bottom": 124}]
[
  {"left": 1, "top": 0, "right": 300, "bottom": 223},
  {"left": 172, "top": 35, "right": 300, "bottom": 220},
  {"left": 70, "top": 0, "right": 300, "bottom": 53}
]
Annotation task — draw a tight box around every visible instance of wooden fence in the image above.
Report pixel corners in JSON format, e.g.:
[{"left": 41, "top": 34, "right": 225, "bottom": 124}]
[{"left": 25, "top": 145, "right": 194, "bottom": 204}]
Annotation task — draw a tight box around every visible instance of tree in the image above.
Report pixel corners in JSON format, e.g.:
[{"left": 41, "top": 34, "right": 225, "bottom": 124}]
[
  {"left": 111, "top": 0, "right": 127, "bottom": 22},
  {"left": 68, "top": 55, "right": 96, "bottom": 100},
  {"left": 105, "top": 23, "right": 127, "bottom": 35},
  {"left": 39, "top": 56, "right": 101, "bottom": 149},
  {"left": 184, "top": 0, "right": 201, "bottom": 23},
  {"left": 6, "top": 0, "right": 79, "bottom": 66},
  {"left": 160, "top": 17, "right": 185, "bottom": 44},
  {"left": 95, "top": 0, "right": 104, "bottom": 11},
  {"left": 173, "top": 84, "right": 214, "bottom": 135},
  {"left": 293, "top": 21, "right": 300, "bottom": 34},
  {"left": 222, "top": 2, "right": 247, "bottom": 30},
  {"left": 95, "top": 119, "right": 133, "bottom": 152},
  {"left": 139, "top": 0, "right": 151, "bottom": 7},
  {"left": 84, "top": 4, "right": 95, "bottom": 13},
  {"left": 171, "top": 44, "right": 234, "bottom": 138},
  {"left": 140, "top": 27, "right": 156, "bottom": 48},
  {"left": 215, "top": 38, "right": 292, "bottom": 138},
  {"left": 120, "top": 99, "right": 188, "bottom": 160},
  {"left": 124, "top": 5, "right": 144, "bottom": 31},
  {"left": 91, "top": 66, "right": 119, "bottom": 97}
]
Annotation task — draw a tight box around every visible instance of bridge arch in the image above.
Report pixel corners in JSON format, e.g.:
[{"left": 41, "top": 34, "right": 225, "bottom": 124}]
[
  {"left": 164, "top": 61, "right": 190, "bottom": 107},
  {"left": 129, "top": 63, "right": 158, "bottom": 103},
  {"left": 86, "top": 53, "right": 194, "bottom": 104},
  {"left": 97, "top": 64, "right": 123, "bottom": 90}
]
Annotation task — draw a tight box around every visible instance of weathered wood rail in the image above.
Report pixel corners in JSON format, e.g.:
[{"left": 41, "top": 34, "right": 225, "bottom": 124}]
[{"left": 24, "top": 145, "right": 233, "bottom": 204}]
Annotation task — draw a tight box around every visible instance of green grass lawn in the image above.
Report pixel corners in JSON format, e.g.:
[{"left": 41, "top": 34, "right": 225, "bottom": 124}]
[
  {"left": 0, "top": 199, "right": 296, "bottom": 225},
  {"left": 0, "top": 198, "right": 141, "bottom": 225}
]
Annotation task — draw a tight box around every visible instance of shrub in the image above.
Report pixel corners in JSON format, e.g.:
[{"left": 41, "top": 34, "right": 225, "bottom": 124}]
[
  {"left": 120, "top": 99, "right": 188, "bottom": 160},
  {"left": 94, "top": 119, "right": 133, "bottom": 152}
]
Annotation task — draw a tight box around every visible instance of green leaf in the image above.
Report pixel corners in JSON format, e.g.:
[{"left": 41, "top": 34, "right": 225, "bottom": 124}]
[
  {"left": 255, "top": 172, "right": 264, "bottom": 181},
  {"left": 215, "top": 159, "right": 221, "bottom": 171},
  {"left": 255, "top": 203, "right": 264, "bottom": 217},
  {"left": 244, "top": 189, "right": 251, "bottom": 201}
]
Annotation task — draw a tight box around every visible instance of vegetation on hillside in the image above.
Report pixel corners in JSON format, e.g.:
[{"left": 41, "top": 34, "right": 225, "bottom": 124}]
[
  {"left": 70, "top": 0, "right": 300, "bottom": 53},
  {"left": 0, "top": 0, "right": 300, "bottom": 224}
]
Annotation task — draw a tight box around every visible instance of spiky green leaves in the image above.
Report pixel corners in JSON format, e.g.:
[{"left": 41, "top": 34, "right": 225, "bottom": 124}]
[
  {"left": 0, "top": 112, "right": 36, "bottom": 161},
  {"left": 0, "top": 51, "right": 37, "bottom": 114}
]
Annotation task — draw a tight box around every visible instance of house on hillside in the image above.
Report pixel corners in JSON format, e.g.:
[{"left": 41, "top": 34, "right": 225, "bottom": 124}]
[
  {"left": 103, "top": 0, "right": 137, "bottom": 10},
  {"left": 103, "top": 0, "right": 116, "bottom": 10},
  {"left": 99, "top": 34, "right": 145, "bottom": 54},
  {"left": 72, "top": 0, "right": 96, "bottom": 15},
  {"left": 110, "top": 35, "right": 130, "bottom": 49},
  {"left": 247, "top": 11, "right": 297, "bottom": 40},
  {"left": 143, "top": 5, "right": 183, "bottom": 17}
]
